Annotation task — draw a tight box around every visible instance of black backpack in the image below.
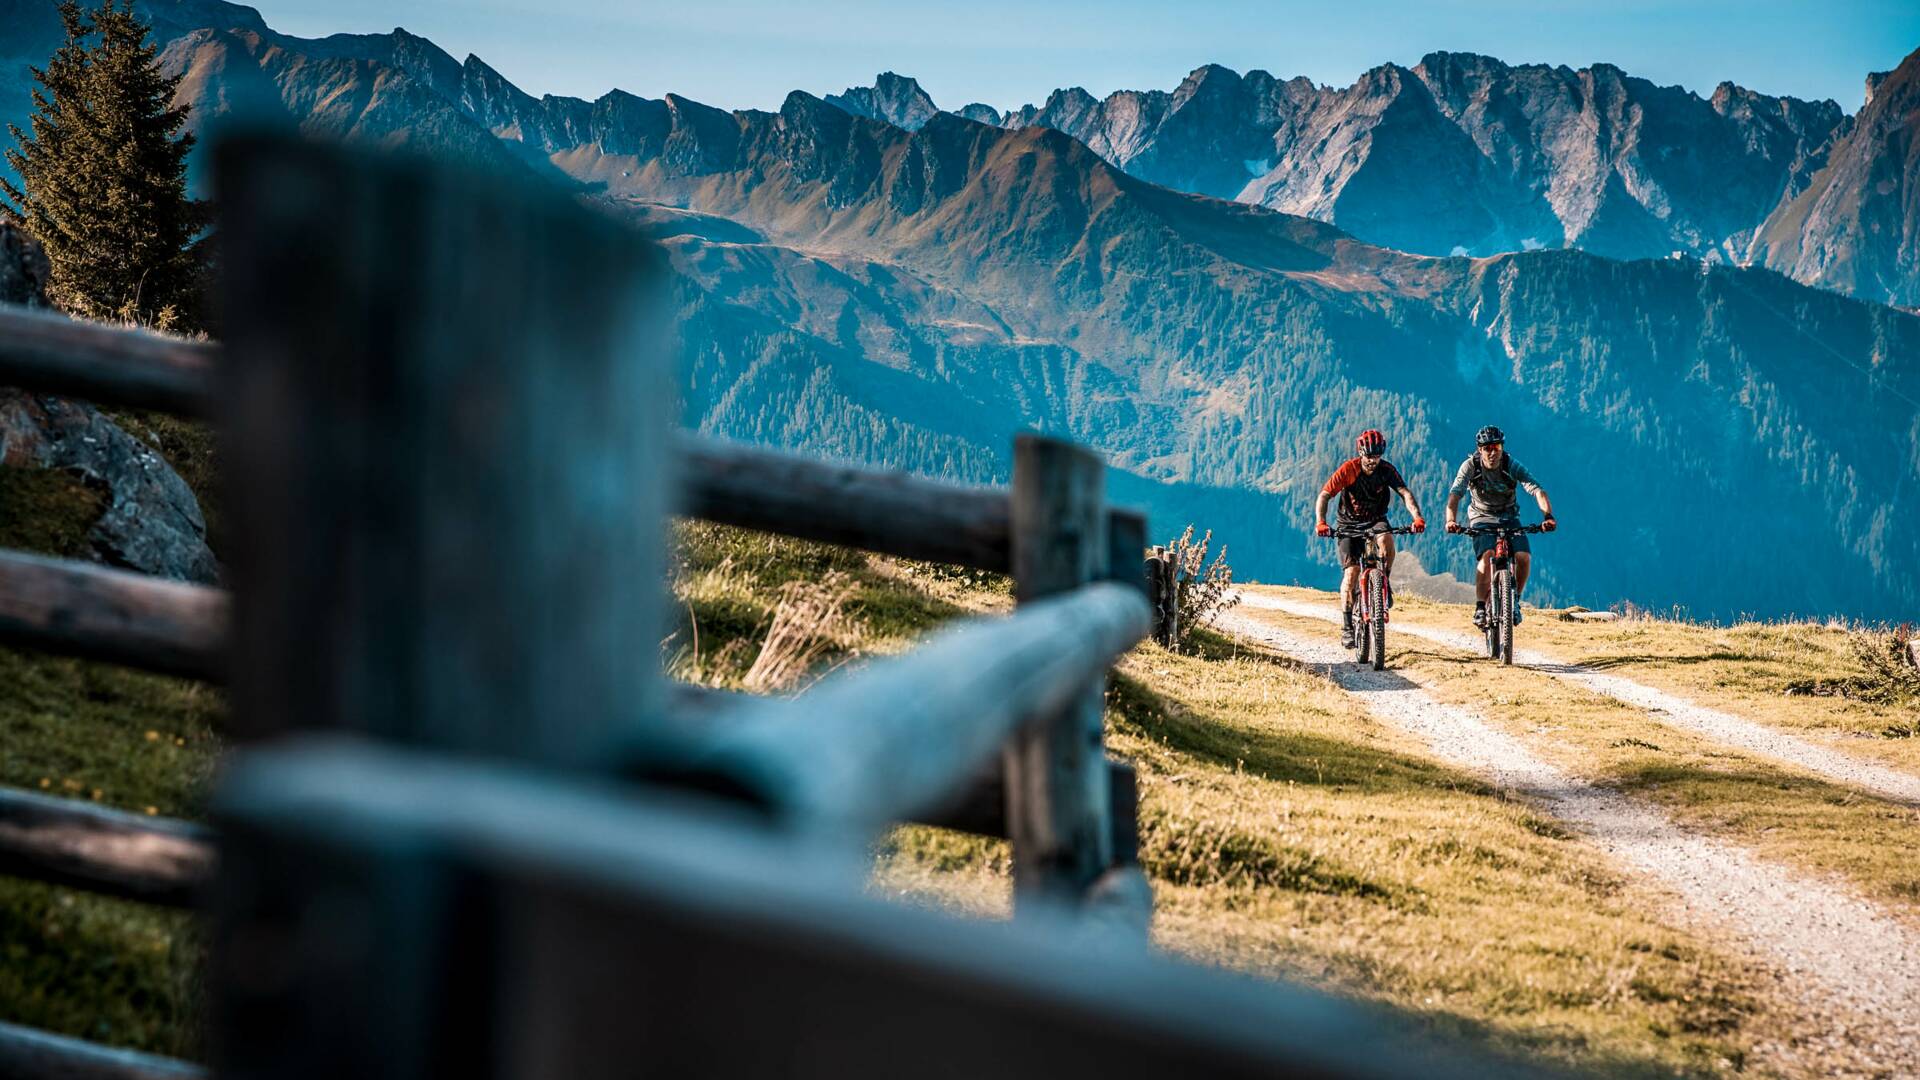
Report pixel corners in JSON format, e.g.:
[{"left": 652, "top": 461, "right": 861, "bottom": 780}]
[{"left": 1463, "top": 453, "right": 1514, "bottom": 499}]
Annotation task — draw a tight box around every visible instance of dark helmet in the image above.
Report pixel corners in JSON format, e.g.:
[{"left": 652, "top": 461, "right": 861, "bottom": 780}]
[
  {"left": 1476, "top": 425, "right": 1505, "bottom": 447},
  {"left": 1356, "top": 429, "right": 1387, "bottom": 456}
]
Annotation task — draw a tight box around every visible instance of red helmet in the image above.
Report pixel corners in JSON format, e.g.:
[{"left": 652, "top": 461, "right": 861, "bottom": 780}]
[{"left": 1356, "top": 429, "right": 1386, "bottom": 456}]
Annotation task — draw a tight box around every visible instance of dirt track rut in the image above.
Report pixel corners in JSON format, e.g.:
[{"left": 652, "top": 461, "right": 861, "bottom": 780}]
[
  {"left": 1235, "top": 593, "right": 1920, "bottom": 806},
  {"left": 1218, "top": 606, "right": 1920, "bottom": 1077}
]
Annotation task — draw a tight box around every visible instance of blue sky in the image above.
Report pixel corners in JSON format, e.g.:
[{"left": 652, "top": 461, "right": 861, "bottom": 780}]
[{"left": 246, "top": 0, "right": 1918, "bottom": 114}]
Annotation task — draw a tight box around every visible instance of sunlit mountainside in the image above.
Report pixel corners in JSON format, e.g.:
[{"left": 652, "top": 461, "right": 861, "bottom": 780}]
[{"left": 3, "top": 0, "right": 1916, "bottom": 619}]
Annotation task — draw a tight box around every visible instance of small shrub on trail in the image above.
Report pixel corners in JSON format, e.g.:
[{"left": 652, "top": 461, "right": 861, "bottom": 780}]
[
  {"left": 1783, "top": 624, "right": 1920, "bottom": 727},
  {"left": 1166, "top": 524, "right": 1238, "bottom": 649}
]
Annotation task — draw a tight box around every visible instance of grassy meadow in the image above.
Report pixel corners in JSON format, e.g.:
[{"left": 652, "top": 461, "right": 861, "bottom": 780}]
[{"left": 3, "top": 493, "right": 1915, "bottom": 1075}]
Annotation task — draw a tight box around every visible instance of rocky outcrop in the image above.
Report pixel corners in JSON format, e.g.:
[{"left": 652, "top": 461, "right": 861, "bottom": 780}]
[
  {"left": 1754, "top": 47, "right": 1920, "bottom": 309},
  {"left": 825, "top": 72, "right": 938, "bottom": 131},
  {"left": 0, "top": 389, "right": 219, "bottom": 582},
  {"left": 954, "top": 102, "right": 1003, "bottom": 126},
  {"left": 0, "top": 226, "right": 218, "bottom": 582}
]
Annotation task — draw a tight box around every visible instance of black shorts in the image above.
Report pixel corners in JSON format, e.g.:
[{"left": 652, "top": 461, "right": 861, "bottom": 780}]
[
  {"left": 1336, "top": 520, "right": 1391, "bottom": 569},
  {"left": 1471, "top": 520, "right": 1530, "bottom": 559}
]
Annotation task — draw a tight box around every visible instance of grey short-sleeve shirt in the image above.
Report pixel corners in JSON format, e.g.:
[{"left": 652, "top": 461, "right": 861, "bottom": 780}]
[{"left": 1450, "top": 453, "right": 1542, "bottom": 524}]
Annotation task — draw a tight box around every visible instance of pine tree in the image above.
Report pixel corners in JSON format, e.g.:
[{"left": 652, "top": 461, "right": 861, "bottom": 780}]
[{"left": 1, "top": 0, "right": 202, "bottom": 328}]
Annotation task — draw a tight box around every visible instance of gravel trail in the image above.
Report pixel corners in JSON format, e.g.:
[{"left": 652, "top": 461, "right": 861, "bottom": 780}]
[
  {"left": 1235, "top": 592, "right": 1920, "bottom": 806},
  {"left": 1217, "top": 607, "right": 1920, "bottom": 1074}
]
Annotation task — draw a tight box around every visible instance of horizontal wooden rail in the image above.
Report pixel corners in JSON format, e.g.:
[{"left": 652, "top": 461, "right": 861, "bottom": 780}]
[
  {"left": 679, "top": 435, "right": 1148, "bottom": 584},
  {"left": 214, "top": 738, "right": 1528, "bottom": 1079},
  {"left": 0, "top": 306, "right": 217, "bottom": 417},
  {"left": 0, "top": 737, "right": 1128, "bottom": 910},
  {"left": 0, "top": 787, "right": 211, "bottom": 907},
  {"left": 633, "top": 582, "right": 1150, "bottom": 828},
  {"left": 0, "top": 1019, "right": 204, "bottom": 1080},
  {"left": 679, "top": 434, "right": 1013, "bottom": 569},
  {"left": 669, "top": 680, "right": 1138, "bottom": 846},
  {"left": 0, "top": 551, "right": 226, "bottom": 680}
]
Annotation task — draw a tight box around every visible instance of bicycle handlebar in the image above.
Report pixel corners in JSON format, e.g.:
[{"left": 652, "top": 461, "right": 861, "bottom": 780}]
[
  {"left": 1326, "top": 524, "right": 1420, "bottom": 539},
  {"left": 1453, "top": 523, "right": 1552, "bottom": 537}
]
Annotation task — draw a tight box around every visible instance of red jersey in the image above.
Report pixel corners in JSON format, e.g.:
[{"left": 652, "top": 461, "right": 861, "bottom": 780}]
[{"left": 1322, "top": 457, "right": 1406, "bottom": 524}]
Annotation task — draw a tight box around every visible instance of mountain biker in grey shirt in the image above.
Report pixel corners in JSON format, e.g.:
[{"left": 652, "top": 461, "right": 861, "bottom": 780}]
[{"left": 1443, "top": 425, "right": 1556, "bottom": 626}]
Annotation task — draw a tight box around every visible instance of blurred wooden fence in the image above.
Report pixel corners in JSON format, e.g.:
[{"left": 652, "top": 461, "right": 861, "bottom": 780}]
[{"left": 0, "top": 133, "right": 1532, "bottom": 1079}]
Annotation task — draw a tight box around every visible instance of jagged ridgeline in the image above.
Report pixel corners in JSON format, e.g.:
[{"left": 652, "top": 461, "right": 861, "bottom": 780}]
[{"left": 3, "top": 0, "right": 1915, "bottom": 617}]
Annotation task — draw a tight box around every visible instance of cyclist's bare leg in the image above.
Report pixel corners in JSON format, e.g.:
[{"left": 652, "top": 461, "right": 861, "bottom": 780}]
[
  {"left": 1340, "top": 565, "right": 1360, "bottom": 609},
  {"left": 1515, "top": 552, "right": 1531, "bottom": 595},
  {"left": 1475, "top": 552, "right": 1492, "bottom": 602},
  {"left": 1378, "top": 533, "right": 1397, "bottom": 577}
]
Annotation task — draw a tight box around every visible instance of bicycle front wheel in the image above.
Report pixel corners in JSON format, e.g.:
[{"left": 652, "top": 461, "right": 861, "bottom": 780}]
[
  {"left": 1368, "top": 570, "right": 1387, "bottom": 671},
  {"left": 1496, "top": 570, "right": 1516, "bottom": 665},
  {"left": 1353, "top": 606, "right": 1371, "bottom": 665}
]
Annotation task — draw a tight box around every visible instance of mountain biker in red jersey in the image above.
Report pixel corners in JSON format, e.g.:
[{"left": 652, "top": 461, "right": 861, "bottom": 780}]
[
  {"left": 1315, "top": 429, "right": 1426, "bottom": 648},
  {"left": 1444, "top": 425, "right": 1556, "bottom": 627}
]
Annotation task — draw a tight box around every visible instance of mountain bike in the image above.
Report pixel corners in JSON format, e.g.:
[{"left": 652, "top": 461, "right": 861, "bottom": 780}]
[
  {"left": 1328, "top": 523, "right": 1417, "bottom": 670},
  {"left": 1455, "top": 523, "right": 1549, "bottom": 665}
]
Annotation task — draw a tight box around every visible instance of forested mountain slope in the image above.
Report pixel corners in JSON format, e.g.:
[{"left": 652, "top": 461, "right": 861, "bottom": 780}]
[
  {"left": 3, "top": 2, "right": 1916, "bottom": 617},
  {"left": 618, "top": 101, "right": 1919, "bottom": 617}
]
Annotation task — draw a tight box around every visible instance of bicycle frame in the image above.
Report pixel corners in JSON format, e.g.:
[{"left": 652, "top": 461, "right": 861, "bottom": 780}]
[
  {"left": 1455, "top": 523, "right": 1548, "bottom": 665},
  {"left": 1328, "top": 523, "right": 1416, "bottom": 670}
]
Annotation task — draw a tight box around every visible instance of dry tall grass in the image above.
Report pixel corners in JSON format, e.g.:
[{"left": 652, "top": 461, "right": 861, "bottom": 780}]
[{"left": 742, "top": 570, "right": 862, "bottom": 692}]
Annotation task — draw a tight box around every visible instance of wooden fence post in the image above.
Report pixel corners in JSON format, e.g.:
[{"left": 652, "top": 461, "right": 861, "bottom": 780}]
[
  {"left": 1144, "top": 547, "right": 1178, "bottom": 647},
  {"left": 1106, "top": 507, "right": 1149, "bottom": 597},
  {"left": 1006, "top": 434, "right": 1112, "bottom": 908},
  {"left": 210, "top": 134, "right": 669, "bottom": 1079},
  {"left": 217, "top": 133, "right": 668, "bottom": 764}
]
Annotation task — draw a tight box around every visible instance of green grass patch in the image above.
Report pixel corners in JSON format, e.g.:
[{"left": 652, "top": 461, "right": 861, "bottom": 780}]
[
  {"left": 0, "top": 441, "right": 222, "bottom": 1057},
  {"left": 0, "top": 465, "right": 106, "bottom": 559}
]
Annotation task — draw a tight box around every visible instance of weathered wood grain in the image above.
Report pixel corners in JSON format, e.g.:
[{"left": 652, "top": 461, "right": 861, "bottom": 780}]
[
  {"left": 0, "top": 306, "right": 217, "bottom": 417},
  {"left": 0, "top": 786, "right": 211, "bottom": 907},
  {"left": 668, "top": 679, "right": 1138, "bottom": 839},
  {"left": 0, "top": 551, "right": 225, "bottom": 680},
  {"left": 211, "top": 738, "right": 1531, "bottom": 1080},
  {"left": 634, "top": 583, "right": 1148, "bottom": 830},
  {"left": 678, "top": 435, "right": 1013, "bottom": 569},
  {"left": 1006, "top": 434, "right": 1115, "bottom": 906},
  {"left": 216, "top": 132, "right": 670, "bottom": 763}
]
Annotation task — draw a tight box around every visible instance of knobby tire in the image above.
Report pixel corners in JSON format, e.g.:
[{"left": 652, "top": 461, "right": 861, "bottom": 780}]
[
  {"left": 1368, "top": 569, "right": 1387, "bottom": 671},
  {"left": 1497, "top": 570, "right": 1516, "bottom": 666},
  {"left": 1353, "top": 590, "right": 1371, "bottom": 665}
]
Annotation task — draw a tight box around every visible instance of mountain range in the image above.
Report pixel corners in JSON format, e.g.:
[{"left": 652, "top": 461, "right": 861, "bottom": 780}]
[
  {"left": 3, "top": 1, "right": 1918, "bottom": 619},
  {"left": 832, "top": 58, "right": 1918, "bottom": 310}
]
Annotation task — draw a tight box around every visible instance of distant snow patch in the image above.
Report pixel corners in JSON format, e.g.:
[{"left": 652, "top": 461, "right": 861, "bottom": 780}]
[
  {"left": 1244, "top": 159, "right": 1271, "bottom": 176},
  {"left": 1521, "top": 237, "right": 1544, "bottom": 251},
  {"left": 1449, "top": 245, "right": 1469, "bottom": 257}
]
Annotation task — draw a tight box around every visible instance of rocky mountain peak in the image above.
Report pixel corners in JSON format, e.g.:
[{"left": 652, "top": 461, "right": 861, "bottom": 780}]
[
  {"left": 1866, "top": 69, "right": 1891, "bottom": 108},
  {"left": 1045, "top": 86, "right": 1100, "bottom": 114},
  {"left": 1171, "top": 63, "right": 1241, "bottom": 105},
  {"left": 1755, "top": 45, "right": 1920, "bottom": 307},
  {"left": 954, "top": 102, "right": 1004, "bottom": 126},
  {"left": 824, "top": 71, "right": 939, "bottom": 131},
  {"left": 137, "top": 0, "right": 267, "bottom": 43}
]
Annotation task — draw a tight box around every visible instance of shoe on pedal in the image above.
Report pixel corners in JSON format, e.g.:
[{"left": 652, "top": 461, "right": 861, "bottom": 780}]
[
  {"left": 1514, "top": 606, "right": 1523, "bottom": 625},
  {"left": 1472, "top": 602, "right": 1487, "bottom": 628}
]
